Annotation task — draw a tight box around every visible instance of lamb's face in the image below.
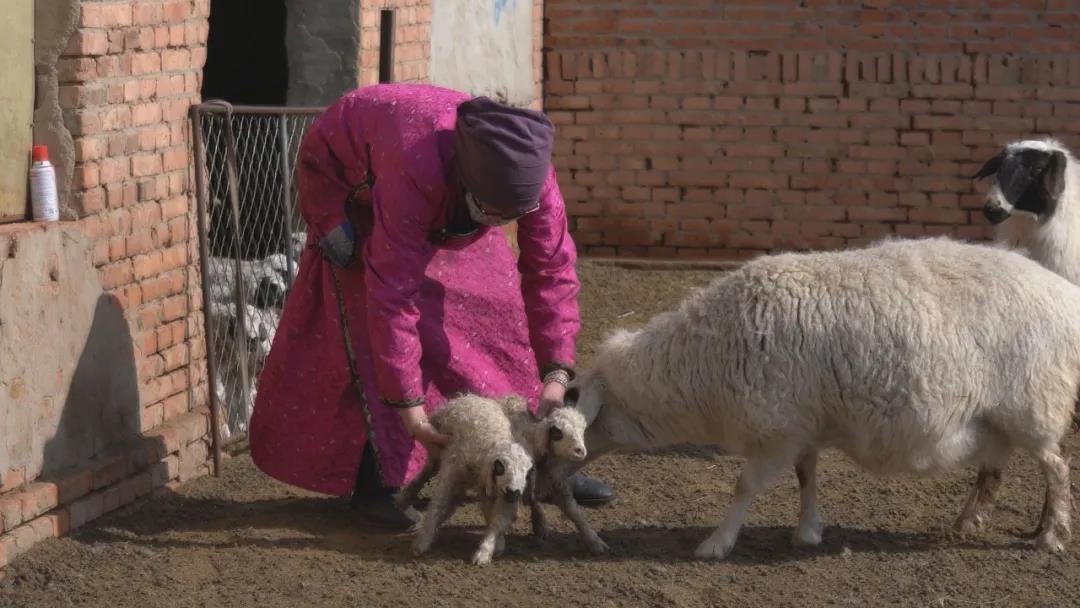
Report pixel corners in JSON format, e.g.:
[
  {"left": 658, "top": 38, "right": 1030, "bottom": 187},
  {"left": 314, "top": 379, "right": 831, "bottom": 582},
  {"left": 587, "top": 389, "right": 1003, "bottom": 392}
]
[
  {"left": 974, "top": 141, "right": 1068, "bottom": 225},
  {"left": 486, "top": 441, "right": 532, "bottom": 502},
  {"left": 546, "top": 406, "right": 588, "bottom": 462}
]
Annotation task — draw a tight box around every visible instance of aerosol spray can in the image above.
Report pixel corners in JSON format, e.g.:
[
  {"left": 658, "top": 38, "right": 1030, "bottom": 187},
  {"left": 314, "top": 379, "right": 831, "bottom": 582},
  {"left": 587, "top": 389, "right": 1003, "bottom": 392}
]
[{"left": 30, "top": 144, "right": 59, "bottom": 222}]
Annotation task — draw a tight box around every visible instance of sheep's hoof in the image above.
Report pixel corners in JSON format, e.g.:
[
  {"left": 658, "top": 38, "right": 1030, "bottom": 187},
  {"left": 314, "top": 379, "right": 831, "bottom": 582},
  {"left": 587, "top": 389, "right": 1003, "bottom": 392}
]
[
  {"left": 1035, "top": 531, "right": 1068, "bottom": 553},
  {"left": 952, "top": 514, "right": 987, "bottom": 536},
  {"left": 412, "top": 537, "right": 432, "bottom": 556},
  {"left": 693, "top": 535, "right": 734, "bottom": 561},
  {"left": 792, "top": 524, "right": 823, "bottom": 547},
  {"left": 470, "top": 549, "right": 494, "bottom": 566},
  {"left": 532, "top": 525, "right": 551, "bottom": 540},
  {"left": 586, "top": 537, "right": 610, "bottom": 555}
]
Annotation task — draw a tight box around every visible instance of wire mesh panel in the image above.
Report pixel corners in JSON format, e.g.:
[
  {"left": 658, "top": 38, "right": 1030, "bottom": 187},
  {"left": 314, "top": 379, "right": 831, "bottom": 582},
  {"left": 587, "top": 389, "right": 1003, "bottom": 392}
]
[{"left": 191, "top": 102, "right": 323, "bottom": 447}]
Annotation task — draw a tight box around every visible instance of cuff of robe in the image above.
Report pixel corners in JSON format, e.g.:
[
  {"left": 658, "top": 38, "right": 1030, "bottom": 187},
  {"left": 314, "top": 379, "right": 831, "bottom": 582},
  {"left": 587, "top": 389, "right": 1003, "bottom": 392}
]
[{"left": 380, "top": 396, "right": 426, "bottom": 409}]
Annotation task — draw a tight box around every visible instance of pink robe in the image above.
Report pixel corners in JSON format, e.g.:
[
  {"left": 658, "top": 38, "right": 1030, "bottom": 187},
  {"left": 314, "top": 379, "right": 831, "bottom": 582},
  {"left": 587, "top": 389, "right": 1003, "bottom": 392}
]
[{"left": 249, "top": 84, "right": 580, "bottom": 496}]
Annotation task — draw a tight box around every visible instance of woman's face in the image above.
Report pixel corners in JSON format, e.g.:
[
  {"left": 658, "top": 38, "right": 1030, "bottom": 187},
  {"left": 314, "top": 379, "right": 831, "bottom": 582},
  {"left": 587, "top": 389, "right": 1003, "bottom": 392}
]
[{"left": 464, "top": 191, "right": 540, "bottom": 226}]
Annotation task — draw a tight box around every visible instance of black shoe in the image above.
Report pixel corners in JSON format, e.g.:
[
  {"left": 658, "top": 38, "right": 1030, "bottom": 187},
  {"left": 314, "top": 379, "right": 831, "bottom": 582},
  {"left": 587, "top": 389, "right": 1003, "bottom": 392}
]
[
  {"left": 570, "top": 472, "right": 615, "bottom": 508},
  {"left": 352, "top": 491, "right": 419, "bottom": 531}
]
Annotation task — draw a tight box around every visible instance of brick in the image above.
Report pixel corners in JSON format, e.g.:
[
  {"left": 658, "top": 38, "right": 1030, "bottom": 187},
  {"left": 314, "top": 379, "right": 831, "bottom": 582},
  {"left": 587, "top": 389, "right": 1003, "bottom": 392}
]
[
  {"left": 51, "top": 471, "right": 93, "bottom": 511},
  {"left": 64, "top": 30, "right": 110, "bottom": 57},
  {"left": 0, "top": 497, "right": 22, "bottom": 532},
  {"left": 81, "top": 2, "right": 133, "bottom": 28},
  {"left": 17, "top": 483, "right": 59, "bottom": 521}
]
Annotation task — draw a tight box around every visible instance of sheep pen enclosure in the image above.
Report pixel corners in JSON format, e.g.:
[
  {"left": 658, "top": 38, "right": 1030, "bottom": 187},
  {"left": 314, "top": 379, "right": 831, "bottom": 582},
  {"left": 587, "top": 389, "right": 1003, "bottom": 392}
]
[{"left": 2, "top": 260, "right": 1078, "bottom": 608}]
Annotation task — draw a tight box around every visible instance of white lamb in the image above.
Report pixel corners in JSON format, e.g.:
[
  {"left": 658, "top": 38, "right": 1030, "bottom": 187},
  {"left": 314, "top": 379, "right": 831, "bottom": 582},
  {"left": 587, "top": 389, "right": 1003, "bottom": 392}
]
[
  {"left": 975, "top": 137, "right": 1080, "bottom": 285},
  {"left": 497, "top": 396, "right": 607, "bottom": 554},
  {"left": 399, "top": 394, "right": 534, "bottom": 565},
  {"left": 570, "top": 236, "right": 1080, "bottom": 560}
]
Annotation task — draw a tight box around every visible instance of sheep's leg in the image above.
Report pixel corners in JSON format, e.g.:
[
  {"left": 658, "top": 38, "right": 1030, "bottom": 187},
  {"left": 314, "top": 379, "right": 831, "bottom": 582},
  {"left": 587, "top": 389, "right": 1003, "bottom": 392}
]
[
  {"left": 793, "top": 450, "right": 823, "bottom": 547},
  {"left": 412, "top": 468, "right": 460, "bottom": 556},
  {"left": 694, "top": 452, "right": 790, "bottom": 560},
  {"left": 530, "top": 501, "right": 549, "bottom": 539},
  {"left": 1033, "top": 449, "right": 1071, "bottom": 552},
  {"left": 1034, "top": 485, "right": 1052, "bottom": 537},
  {"left": 553, "top": 481, "right": 608, "bottom": 554},
  {"left": 954, "top": 446, "right": 1012, "bottom": 535},
  {"left": 953, "top": 469, "right": 1004, "bottom": 535},
  {"left": 472, "top": 495, "right": 517, "bottom": 566}
]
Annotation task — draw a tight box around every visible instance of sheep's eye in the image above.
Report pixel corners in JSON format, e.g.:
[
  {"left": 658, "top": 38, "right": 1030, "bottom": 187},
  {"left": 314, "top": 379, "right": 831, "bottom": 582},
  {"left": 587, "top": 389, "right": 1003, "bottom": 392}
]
[
  {"left": 549, "top": 427, "right": 564, "bottom": 442},
  {"left": 493, "top": 459, "right": 506, "bottom": 476}
]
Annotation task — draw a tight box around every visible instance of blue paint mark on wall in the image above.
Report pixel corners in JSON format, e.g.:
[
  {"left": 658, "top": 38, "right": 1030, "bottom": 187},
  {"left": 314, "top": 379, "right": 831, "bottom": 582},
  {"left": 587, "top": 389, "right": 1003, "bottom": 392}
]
[{"left": 493, "top": 0, "right": 518, "bottom": 25}]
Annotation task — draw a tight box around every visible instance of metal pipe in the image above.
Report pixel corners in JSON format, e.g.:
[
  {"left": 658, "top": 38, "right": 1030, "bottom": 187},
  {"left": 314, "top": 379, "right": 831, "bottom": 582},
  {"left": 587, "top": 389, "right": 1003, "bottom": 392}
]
[
  {"left": 190, "top": 104, "right": 224, "bottom": 477},
  {"left": 277, "top": 115, "right": 295, "bottom": 292},
  {"left": 196, "top": 101, "right": 325, "bottom": 115},
  {"left": 220, "top": 106, "right": 253, "bottom": 438},
  {"left": 379, "top": 10, "right": 395, "bottom": 84}
]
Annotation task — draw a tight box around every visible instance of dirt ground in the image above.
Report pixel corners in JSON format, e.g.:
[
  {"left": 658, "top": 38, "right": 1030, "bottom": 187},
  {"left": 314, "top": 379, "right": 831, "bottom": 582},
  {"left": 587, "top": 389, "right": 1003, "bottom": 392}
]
[{"left": 2, "top": 261, "right": 1079, "bottom": 608}]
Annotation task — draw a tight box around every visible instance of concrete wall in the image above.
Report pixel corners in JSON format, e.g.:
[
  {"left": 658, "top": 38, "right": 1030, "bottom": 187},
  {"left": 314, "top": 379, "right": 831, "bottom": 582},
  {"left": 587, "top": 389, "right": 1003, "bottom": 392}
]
[
  {"left": 431, "top": 0, "right": 534, "bottom": 107},
  {"left": 0, "top": 0, "right": 35, "bottom": 222},
  {"left": 0, "top": 226, "right": 138, "bottom": 480},
  {"left": 285, "top": 0, "right": 359, "bottom": 106}
]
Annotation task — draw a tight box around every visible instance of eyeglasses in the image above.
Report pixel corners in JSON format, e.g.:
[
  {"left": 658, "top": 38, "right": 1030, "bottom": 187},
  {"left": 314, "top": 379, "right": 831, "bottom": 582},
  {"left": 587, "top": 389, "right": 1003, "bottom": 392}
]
[{"left": 465, "top": 191, "right": 540, "bottom": 221}]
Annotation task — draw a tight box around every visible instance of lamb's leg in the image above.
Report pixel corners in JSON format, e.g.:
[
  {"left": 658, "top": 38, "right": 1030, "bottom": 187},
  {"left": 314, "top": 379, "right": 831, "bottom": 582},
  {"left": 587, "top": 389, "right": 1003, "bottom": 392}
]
[
  {"left": 954, "top": 446, "right": 1012, "bottom": 535},
  {"left": 530, "top": 501, "right": 549, "bottom": 539},
  {"left": 793, "top": 450, "right": 823, "bottom": 547},
  {"left": 412, "top": 468, "right": 460, "bottom": 556},
  {"left": 396, "top": 460, "right": 438, "bottom": 510},
  {"left": 553, "top": 480, "right": 608, "bottom": 554},
  {"left": 472, "top": 495, "right": 517, "bottom": 566},
  {"left": 478, "top": 493, "right": 507, "bottom": 556},
  {"left": 1033, "top": 449, "right": 1071, "bottom": 552},
  {"left": 694, "top": 452, "right": 791, "bottom": 560}
]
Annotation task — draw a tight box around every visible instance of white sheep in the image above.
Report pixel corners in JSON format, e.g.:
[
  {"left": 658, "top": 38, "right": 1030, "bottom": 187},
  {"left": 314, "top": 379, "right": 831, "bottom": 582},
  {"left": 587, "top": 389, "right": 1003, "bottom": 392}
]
[
  {"left": 975, "top": 137, "right": 1080, "bottom": 284},
  {"left": 399, "top": 394, "right": 534, "bottom": 565},
  {"left": 497, "top": 396, "right": 607, "bottom": 554},
  {"left": 570, "top": 236, "right": 1080, "bottom": 560}
]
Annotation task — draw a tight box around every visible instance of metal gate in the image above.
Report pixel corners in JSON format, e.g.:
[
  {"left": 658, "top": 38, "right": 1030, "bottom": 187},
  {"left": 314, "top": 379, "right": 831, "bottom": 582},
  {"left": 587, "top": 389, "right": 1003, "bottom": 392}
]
[{"left": 190, "top": 101, "right": 324, "bottom": 470}]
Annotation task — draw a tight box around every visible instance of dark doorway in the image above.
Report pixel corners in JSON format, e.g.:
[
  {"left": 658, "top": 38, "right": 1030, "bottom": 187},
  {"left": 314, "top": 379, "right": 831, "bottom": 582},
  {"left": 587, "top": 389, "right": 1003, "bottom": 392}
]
[{"left": 202, "top": 0, "right": 289, "bottom": 104}]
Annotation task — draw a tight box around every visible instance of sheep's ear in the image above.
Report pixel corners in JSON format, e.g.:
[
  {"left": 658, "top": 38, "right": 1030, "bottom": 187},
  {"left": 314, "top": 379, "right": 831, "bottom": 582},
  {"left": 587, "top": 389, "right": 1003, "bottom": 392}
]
[
  {"left": 1044, "top": 150, "right": 1067, "bottom": 201},
  {"left": 563, "top": 386, "right": 579, "bottom": 407},
  {"left": 973, "top": 150, "right": 1005, "bottom": 180}
]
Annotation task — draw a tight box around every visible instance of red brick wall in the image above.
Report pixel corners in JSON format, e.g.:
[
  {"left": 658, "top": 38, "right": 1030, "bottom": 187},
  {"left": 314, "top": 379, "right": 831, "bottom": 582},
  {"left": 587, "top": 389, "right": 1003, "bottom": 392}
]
[
  {"left": 360, "top": 1, "right": 432, "bottom": 86},
  {"left": 544, "top": 0, "right": 1080, "bottom": 259},
  {"left": 61, "top": 0, "right": 209, "bottom": 431},
  {"left": 1, "top": 0, "right": 212, "bottom": 568}
]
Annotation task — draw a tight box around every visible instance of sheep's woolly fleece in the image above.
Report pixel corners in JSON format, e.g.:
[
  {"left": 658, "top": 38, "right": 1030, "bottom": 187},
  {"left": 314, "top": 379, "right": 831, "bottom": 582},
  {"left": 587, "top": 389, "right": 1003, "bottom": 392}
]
[{"left": 574, "top": 236, "right": 1080, "bottom": 558}]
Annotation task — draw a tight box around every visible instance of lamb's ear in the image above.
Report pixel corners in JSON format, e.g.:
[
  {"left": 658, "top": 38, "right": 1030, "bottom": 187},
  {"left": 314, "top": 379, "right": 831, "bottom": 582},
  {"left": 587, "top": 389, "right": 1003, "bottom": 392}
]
[
  {"left": 563, "top": 386, "right": 580, "bottom": 408},
  {"left": 973, "top": 150, "right": 1006, "bottom": 180},
  {"left": 1044, "top": 149, "right": 1067, "bottom": 201}
]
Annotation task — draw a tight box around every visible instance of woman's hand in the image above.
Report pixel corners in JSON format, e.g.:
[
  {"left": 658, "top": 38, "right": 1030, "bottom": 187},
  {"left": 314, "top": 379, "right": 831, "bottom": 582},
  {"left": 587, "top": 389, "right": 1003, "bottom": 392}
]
[
  {"left": 399, "top": 406, "right": 452, "bottom": 456},
  {"left": 537, "top": 380, "right": 567, "bottom": 418}
]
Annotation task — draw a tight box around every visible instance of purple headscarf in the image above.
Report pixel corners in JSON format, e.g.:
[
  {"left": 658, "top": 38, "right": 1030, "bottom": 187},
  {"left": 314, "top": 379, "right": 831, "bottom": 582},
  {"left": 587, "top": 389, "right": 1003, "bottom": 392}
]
[{"left": 453, "top": 96, "right": 555, "bottom": 216}]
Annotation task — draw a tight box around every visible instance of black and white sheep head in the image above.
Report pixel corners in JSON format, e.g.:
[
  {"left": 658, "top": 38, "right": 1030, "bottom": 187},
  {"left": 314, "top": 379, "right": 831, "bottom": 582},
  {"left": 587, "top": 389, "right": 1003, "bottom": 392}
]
[
  {"left": 485, "top": 441, "right": 533, "bottom": 503},
  {"left": 545, "top": 405, "right": 588, "bottom": 462},
  {"left": 974, "top": 139, "right": 1070, "bottom": 226}
]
